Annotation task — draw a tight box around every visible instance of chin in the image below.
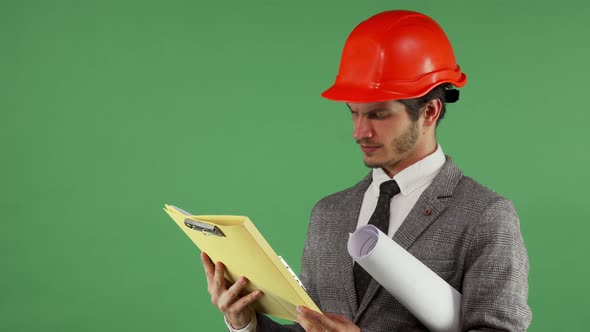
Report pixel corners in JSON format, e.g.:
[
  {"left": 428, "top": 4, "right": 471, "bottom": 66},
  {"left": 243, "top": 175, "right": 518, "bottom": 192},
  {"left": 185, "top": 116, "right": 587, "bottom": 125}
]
[
  {"left": 364, "top": 159, "right": 387, "bottom": 169},
  {"left": 364, "top": 157, "right": 401, "bottom": 170}
]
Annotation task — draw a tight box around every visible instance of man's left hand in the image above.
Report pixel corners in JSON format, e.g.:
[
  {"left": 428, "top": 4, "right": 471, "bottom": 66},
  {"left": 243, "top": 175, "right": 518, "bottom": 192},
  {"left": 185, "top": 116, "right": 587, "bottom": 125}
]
[{"left": 296, "top": 306, "right": 360, "bottom": 332}]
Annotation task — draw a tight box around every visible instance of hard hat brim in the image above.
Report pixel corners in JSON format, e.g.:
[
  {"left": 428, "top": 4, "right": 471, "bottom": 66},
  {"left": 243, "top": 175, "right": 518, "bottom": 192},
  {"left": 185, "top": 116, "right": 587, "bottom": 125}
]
[
  {"left": 321, "top": 85, "right": 407, "bottom": 103},
  {"left": 321, "top": 72, "right": 466, "bottom": 103}
]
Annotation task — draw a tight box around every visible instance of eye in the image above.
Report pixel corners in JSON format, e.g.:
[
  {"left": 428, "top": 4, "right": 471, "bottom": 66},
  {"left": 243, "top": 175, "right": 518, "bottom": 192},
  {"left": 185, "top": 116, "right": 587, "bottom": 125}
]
[{"left": 368, "top": 110, "right": 391, "bottom": 120}]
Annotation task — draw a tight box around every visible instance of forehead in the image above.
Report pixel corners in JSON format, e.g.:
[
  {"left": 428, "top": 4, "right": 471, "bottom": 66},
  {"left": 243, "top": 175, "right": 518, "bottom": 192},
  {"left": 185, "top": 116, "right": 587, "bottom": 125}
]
[{"left": 346, "top": 100, "right": 406, "bottom": 112}]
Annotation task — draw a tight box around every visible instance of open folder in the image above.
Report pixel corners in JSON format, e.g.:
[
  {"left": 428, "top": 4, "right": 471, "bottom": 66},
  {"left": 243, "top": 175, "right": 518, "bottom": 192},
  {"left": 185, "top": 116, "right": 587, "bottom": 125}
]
[{"left": 163, "top": 204, "right": 321, "bottom": 321}]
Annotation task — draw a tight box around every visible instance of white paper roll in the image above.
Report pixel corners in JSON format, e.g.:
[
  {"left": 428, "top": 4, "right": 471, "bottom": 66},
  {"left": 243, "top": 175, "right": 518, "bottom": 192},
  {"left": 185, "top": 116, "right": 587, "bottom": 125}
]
[{"left": 347, "top": 225, "right": 461, "bottom": 332}]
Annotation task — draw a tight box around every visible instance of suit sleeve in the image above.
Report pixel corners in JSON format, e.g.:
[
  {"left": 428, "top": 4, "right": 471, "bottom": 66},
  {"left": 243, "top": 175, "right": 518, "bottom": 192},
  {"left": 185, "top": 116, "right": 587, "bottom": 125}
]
[{"left": 461, "top": 198, "right": 532, "bottom": 331}]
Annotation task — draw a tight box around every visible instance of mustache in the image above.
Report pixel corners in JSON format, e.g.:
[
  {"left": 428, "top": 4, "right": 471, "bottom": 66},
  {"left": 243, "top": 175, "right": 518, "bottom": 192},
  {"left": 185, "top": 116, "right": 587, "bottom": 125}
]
[{"left": 356, "top": 139, "right": 381, "bottom": 146}]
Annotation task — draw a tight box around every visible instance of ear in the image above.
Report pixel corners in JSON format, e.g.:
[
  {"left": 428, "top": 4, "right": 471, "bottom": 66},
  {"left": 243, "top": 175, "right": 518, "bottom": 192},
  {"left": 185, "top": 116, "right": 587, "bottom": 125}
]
[{"left": 422, "top": 99, "right": 442, "bottom": 127}]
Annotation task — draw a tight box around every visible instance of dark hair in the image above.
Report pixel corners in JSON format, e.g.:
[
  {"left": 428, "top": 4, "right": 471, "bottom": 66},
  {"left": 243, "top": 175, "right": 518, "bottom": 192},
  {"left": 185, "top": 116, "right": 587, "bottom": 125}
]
[{"left": 398, "top": 83, "right": 457, "bottom": 127}]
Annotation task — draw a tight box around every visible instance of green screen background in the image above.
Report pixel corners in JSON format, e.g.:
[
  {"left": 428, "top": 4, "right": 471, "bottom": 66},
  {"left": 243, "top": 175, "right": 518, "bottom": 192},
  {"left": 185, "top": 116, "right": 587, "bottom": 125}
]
[{"left": 1, "top": 0, "right": 587, "bottom": 330}]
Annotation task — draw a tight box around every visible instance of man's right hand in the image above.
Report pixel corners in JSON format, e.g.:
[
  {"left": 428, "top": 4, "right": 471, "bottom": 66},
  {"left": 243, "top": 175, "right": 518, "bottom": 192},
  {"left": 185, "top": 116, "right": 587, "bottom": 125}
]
[{"left": 201, "top": 252, "right": 263, "bottom": 329}]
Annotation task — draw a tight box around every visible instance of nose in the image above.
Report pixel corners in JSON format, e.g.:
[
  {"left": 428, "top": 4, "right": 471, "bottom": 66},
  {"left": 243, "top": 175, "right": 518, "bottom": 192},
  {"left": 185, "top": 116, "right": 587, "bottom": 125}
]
[{"left": 353, "top": 115, "right": 372, "bottom": 140}]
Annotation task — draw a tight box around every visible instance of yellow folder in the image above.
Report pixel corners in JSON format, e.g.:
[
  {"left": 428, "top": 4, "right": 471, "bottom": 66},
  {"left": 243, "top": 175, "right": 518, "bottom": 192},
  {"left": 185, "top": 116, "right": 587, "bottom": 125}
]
[{"left": 163, "top": 204, "right": 321, "bottom": 321}]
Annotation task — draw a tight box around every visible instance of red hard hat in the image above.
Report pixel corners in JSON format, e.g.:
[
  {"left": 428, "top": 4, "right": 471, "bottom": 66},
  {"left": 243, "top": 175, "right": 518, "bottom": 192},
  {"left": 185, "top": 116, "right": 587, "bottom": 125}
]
[{"left": 322, "top": 10, "right": 467, "bottom": 103}]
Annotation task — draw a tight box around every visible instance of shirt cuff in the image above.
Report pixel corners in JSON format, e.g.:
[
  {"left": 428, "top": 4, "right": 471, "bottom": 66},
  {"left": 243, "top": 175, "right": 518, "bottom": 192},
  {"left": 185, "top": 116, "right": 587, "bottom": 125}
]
[{"left": 224, "top": 314, "right": 257, "bottom": 332}]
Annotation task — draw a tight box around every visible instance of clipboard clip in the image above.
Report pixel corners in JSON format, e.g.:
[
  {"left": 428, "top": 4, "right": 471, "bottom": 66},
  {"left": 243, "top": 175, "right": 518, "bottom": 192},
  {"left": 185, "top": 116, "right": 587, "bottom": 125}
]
[{"left": 183, "top": 219, "right": 225, "bottom": 237}]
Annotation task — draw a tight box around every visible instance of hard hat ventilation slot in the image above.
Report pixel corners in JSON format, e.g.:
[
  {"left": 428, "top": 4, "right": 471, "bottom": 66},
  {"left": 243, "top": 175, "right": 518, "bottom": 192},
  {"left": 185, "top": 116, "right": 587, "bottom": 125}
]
[{"left": 395, "top": 15, "right": 435, "bottom": 27}]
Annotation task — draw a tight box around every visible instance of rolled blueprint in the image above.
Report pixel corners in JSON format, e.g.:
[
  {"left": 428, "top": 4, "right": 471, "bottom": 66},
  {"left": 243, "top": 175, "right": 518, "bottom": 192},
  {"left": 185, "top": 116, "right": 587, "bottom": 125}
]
[{"left": 347, "top": 225, "right": 461, "bottom": 332}]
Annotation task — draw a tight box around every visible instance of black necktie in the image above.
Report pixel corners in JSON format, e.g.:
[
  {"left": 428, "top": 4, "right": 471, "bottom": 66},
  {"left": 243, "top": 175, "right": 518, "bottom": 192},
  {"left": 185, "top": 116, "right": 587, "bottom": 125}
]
[{"left": 353, "top": 179, "right": 400, "bottom": 303}]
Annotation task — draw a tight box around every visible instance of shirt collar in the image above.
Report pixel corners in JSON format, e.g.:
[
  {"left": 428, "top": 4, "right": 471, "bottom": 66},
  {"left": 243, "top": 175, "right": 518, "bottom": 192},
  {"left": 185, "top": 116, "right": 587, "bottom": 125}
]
[{"left": 371, "top": 145, "right": 446, "bottom": 197}]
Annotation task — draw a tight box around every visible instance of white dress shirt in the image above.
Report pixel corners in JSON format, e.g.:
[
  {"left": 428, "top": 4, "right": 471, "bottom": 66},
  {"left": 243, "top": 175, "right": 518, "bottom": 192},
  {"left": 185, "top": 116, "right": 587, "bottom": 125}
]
[
  {"left": 226, "top": 145, "right": 446, "bottom": 331},
  {"left": 356, "top": 145, "right": 446, "bottom": 236},
  {"left": 225, "top": 314, "right": 257, "bottom": 332}
]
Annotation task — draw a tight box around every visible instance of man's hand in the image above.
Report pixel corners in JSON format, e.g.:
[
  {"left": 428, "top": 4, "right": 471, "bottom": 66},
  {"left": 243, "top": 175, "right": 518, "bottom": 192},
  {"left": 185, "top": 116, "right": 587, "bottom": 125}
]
[
  {"left": 201, "top": 252, "right": 263, "bottom": 329},
  {"left": 296, "top": 306, "right": 360, "bottom": 332}
]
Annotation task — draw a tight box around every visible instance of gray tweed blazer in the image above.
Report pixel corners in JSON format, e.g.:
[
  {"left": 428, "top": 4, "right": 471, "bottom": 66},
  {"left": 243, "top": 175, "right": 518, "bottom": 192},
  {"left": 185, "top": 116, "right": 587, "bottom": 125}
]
[{"left": 256, "top": 158, "right": 532, "bottom": 331}]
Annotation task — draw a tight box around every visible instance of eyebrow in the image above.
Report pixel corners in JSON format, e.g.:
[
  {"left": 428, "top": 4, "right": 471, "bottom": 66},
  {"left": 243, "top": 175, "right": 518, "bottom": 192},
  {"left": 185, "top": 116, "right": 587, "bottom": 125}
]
[
  {"left": 346, "top": 103, "right": 392, "bottom": 113},
  {"left": 348, "top": 107, "right": 392, "bottom": 114}
]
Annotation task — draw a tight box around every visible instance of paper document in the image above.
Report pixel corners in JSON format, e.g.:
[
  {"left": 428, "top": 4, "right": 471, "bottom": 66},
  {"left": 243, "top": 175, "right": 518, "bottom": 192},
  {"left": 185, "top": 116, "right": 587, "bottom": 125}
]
[
  {"left": 347, "top": 225, "right": 461, "bottom": 332},
  {"left": 164, "top": 204, "right": 320, "bottom": 321}
]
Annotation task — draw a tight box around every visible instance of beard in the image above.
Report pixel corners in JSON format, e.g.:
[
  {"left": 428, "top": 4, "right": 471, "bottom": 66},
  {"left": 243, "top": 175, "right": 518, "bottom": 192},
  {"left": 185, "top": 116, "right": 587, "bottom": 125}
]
[{"left": 363, "top": 119, "right": 420, "bottom": 169}]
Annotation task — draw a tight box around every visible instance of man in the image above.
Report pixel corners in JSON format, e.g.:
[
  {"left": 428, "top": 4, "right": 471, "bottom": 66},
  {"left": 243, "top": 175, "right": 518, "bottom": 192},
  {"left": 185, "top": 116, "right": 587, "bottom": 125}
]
[{"left": 201, "top": 10, "right": 532, "bottom": 331}]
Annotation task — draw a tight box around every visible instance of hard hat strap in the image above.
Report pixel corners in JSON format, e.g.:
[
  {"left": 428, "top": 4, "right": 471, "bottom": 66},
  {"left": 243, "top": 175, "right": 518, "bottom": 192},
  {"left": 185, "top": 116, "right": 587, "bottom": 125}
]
[{"left": 445, "top": 89, "right": 460, "bottom": 103}]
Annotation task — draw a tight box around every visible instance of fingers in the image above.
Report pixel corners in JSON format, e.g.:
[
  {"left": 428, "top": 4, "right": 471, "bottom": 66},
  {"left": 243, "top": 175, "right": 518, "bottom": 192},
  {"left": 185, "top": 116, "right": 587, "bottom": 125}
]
[
  {"left": 213, "top": 261, "right": 226, "bottom": 292},
  {"left": 297, "top": 306, "right": 331, "bottom": 331},
  {"left": 199, "top": 252, "right": 263, "bottom": 328},
  {"left": 217, "top": 276, "right": 247, "bottom": 310},
  {"left": 230, "top": 287, "right": 263, "bottom": 312},
  {"left": 201, "top": 252, "right": 215, "bottom": 285},
  {"left": 297, "top": 307, "right": 359, "bottom": 332},
  {"left": 201, "top": 252, "right": 228, "bottom": 300},
  {"left": 297, "top": 306, "right": 325, "bottom": 325},
  {"left": 323, "top": 312, "right": 349, "bottom": 323},
  {"left": 224, "top": 277, "right": 248, "bottom": 304},
  {"left": 201, "top": 252, "right": 227, "bottom": 297},
  {"left": 297, "top": 314, "right": 321, "bottom": 332},
  {"left": 297, "top": 318, "right": 318, "bottom": 332},
  {"left": 200, "top": 253, "right": 262, "bottom": 308}
]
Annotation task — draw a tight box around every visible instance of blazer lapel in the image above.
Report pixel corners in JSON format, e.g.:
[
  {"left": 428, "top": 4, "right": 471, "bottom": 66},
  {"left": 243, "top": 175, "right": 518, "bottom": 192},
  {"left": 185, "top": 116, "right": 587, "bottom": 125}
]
[
  {"left": 335, "top": 173, "right": 372, "bottom": 318},
  {"left": 355, "top": 158, "right": 463, "bottom": 320},
  {"left": 392, "top": 158, "right": 462, "bottom": 250}
]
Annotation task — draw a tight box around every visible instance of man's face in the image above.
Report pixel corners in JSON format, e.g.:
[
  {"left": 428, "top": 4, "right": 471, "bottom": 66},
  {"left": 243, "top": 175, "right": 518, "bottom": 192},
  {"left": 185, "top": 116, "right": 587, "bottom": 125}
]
[{"left": 348, "top": 100, "right": 423, "bottom": 173}]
